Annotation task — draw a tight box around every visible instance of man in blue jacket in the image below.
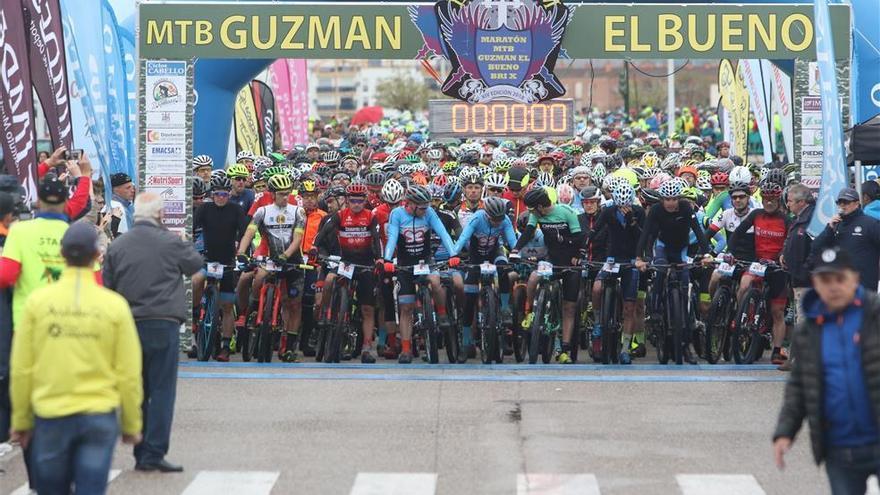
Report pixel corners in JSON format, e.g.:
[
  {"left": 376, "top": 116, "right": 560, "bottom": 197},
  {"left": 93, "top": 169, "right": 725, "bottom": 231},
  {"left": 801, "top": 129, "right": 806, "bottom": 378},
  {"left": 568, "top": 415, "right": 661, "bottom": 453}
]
[{"left": 812, "top": 188, "right": 880, "bottom": 292}]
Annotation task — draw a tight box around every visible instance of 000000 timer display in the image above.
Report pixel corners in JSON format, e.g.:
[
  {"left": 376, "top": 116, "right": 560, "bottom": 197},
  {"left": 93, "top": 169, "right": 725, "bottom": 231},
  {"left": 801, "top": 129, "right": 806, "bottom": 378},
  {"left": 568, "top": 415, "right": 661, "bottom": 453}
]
[{"left": 428, "top": 100, "right": 574, "bottom": 139}]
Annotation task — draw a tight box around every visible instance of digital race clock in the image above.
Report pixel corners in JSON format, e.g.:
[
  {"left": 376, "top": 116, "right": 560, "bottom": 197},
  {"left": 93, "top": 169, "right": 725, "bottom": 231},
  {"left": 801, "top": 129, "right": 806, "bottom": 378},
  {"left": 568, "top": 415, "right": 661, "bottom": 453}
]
[{"left": 428, "top": 99, "right": 574, "bottom": 140}]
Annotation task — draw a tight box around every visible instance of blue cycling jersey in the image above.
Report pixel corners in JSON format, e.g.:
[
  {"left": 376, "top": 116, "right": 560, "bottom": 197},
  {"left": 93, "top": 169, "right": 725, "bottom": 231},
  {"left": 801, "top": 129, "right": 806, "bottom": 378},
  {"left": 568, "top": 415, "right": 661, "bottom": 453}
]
[
  {"left": 384, "top": 206, "right": 456, "bottom": 264},
  {"left": 453, "top": 210, "right": 517, "bottom": 262}
]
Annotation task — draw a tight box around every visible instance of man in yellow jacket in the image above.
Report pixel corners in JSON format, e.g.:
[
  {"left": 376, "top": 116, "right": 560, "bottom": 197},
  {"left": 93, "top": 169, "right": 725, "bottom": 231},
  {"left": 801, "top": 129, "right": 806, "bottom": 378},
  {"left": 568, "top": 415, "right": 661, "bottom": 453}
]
[{"left": 9, "top": 222, "right": 143, "bottom": 494}]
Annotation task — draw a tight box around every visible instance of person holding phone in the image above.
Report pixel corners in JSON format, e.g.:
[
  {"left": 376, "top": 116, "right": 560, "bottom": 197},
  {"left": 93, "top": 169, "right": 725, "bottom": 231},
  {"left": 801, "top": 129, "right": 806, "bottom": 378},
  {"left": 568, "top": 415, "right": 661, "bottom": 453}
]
[{"left": 36, "top": 147, "right": 93, "bottom": 221}]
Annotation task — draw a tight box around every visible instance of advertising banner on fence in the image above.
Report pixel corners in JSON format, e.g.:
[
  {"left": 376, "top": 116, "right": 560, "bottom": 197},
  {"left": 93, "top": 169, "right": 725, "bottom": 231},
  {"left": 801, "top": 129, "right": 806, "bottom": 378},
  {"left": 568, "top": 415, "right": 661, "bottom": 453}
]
[
  {"left": 251, "top": 80, "right": 275, "bottom": 154},
  {"left": 24, "top": 0, "right": 73, "bottom": 151},
  {"left": 766, "top": 60, "right": 794, "bottom": 162},
  {"left": 138, "top": 3, "right": 851, "bottom": 62},
  {"left": 234, "top": 84, "right": 263, "bottom": 155},
  {"left": 0, "top": 0, "right": 40, "bottom": 202},
  {"left": 807, "top": 0, "right": 848, "bottom": 237}
]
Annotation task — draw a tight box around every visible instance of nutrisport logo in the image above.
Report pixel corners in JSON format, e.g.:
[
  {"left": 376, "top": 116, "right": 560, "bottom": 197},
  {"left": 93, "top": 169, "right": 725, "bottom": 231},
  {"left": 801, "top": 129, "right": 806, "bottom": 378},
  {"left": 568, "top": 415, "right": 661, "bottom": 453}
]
[{"left": 409, "top": 0, "right": 572, "bottom": 103}]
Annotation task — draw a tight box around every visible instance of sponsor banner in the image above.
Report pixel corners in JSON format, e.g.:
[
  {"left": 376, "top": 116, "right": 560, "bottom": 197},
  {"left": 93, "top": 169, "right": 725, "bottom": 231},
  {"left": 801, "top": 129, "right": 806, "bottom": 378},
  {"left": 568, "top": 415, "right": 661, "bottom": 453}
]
[
  {"left": 117, "top": 18, "right": 137, "bottom": 172},
  {"left": 767, "top": 60, "right": 794, "bottom": 161},
  {"left": 800, "top": 96, "right": 824, "bottom": 183},
  {"left": 146, "top": 128, "right": 186, "bottom": 145},
  {"left": 234, "top": 84, "right": 263, "bottom": 155},
  {"left": 739, "top": 60, "right": 773, "bottom": 163},
  {"left": 145, "top": 160, "right": 186, "bottom": 174},
  {"left": 251, "top": 79, "right": 275, "bottom": 153},
  {"left": 101, "top": 0, "right": 134, "bottom": 179},
  {"left": 145, "top": 174, "right": 186, "bottom": 188},
  {"left": 807, "top": 0, "right": 848, "bottom": 237},
  {"left": 862, "top": 166, "right": 880, "bottom": 182},
  {"left": 0, "top": 1, "right": 40, "bottom": 203},
  {"left": 146, "top": 111, "right": 186, "bottom": 129},
  {"left": 24, "top": 0, "right": 73, "bottom": 150},
  {"left": 146, "top": 61, "right": 187, "bottom": 112},
  {"left": 139, "top": 3, "right": 851, "bottom": 61},
  {"left": 269, "top": 59, "right": 309, "bottom": 147},
  {"left": 718, "top": 59, "right": 749, "bottom": 158},
  {"left": 146, "top": 144, "right": 186, "bottom": 161}
]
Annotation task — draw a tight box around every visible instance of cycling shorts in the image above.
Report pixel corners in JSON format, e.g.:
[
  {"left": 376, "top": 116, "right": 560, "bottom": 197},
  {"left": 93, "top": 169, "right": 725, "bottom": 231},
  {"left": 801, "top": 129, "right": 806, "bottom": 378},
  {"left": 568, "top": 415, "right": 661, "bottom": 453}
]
[
  {"left": 597, "top": 266, "right": 640, "bottom": 302},
  {"left": 766, "top": 268, "right": 788, "bottom": 305},
  {"left": 352, "top": 268, "right": 377, "bottom": 306},
  {"left": 380, "top": 273, "right": 397, "bottom": 322},
  {"left": 200, "top": 267, "right": 236, "bottom": 302},
  {"left": 552, "top": 270, "right": 581, "bottom": 303},
  {"left": 284, "top": 268, "right": 304, "bottom": 299}
]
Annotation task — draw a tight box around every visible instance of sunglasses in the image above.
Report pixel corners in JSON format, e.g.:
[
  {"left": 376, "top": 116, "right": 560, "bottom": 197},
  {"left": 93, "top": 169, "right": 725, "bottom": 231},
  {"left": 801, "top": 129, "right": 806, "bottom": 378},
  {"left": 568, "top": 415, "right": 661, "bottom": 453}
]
[
  {"left": 731, "top": 194, "right": 749, "bottom": 201},
  {"left": 232, "top": 176, "right": 246, "bottom": 181},
  {"left": 837, "top": 200, "right": 857, "bottom": 206},
  {"left": 348, "top": 197, "right": 366, "bottom": 204},
  {"left": 415, "top": 206, "right": 429, "bottom": 211},
  {"left": 212, "top": 191, "right": 230, "bottom": 198},
  {"left": 488, "top": 187, "right": 504, "bottom": 193}
]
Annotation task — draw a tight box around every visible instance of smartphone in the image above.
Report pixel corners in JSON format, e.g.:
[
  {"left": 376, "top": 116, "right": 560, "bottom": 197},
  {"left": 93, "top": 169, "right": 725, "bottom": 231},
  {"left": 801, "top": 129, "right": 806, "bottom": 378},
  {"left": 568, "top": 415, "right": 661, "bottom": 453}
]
[{"left": 69, "top": 149, "right": 83, "bottom": 161}]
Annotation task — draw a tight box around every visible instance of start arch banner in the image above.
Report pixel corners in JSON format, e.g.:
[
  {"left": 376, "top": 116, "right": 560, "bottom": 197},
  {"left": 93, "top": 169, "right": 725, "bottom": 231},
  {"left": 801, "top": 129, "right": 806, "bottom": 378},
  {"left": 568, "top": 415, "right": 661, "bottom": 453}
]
[{"left": 139, "top": 2, "right": 850, "bottom": 61}]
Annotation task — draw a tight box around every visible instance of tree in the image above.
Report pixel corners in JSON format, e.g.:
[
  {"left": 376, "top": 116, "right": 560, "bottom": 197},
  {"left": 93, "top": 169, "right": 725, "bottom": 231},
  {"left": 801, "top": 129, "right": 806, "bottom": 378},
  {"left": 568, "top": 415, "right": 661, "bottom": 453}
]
[{"left": 376, "top": 73, "right": 438, "bottom": 112}]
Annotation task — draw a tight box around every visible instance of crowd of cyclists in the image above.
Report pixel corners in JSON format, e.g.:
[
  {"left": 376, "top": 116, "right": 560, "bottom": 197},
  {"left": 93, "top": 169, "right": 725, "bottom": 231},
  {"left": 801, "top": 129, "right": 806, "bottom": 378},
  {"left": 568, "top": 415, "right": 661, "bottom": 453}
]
[{"left": 190, "top": 126, "right": 817, "bottom": 368}]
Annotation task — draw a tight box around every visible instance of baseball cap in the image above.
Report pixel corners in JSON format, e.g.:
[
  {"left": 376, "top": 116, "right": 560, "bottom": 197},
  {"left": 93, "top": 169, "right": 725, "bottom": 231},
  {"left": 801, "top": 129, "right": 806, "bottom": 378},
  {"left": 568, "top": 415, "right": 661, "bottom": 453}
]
[
  {"left": 38, "top": 176, "right": 67, "bottom": 204},
  {"left": 812, "top": 247, "right": 856, "bottom": 274},
  {"left": 111, "top": 173, "right": 132, "bottom": 188},
  {"left": 61, "top": 222, "right": 99, "bottom": 259},
  {"left": 836, "top": 187, "right": 860, "bottom": 203}
]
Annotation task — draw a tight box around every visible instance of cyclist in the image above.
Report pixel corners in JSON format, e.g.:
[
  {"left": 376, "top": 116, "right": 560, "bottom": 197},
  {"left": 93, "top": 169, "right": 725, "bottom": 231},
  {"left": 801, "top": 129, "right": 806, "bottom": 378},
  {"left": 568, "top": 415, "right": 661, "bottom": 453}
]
[
  {"left": 635, "top": 178, "right": 713, "bottom": 364},
  {"left": 193, "top": 155, "right": 213, "bottom": 182},
  {"left": 312, "top": 183, "right": 383, "bottom": 363},
  {"left": 192, "top": 176, "right": 248, "bottom": 362},
  {"left": 375, "top": 179, "right": 405, "bottom": 359},
  {"left": 484, "top": 173, "right": 508, "bottom": 199},
  {"left": 297, "top": 179, "right": 327, "bottom": 357},
  {"left": 383, "top": 185, "right": 461, "bottom": 364},
  {"left": 226, "top": 164, "right": 255, "bottom": 214},
  {"left": 503, "top": 168, "right": 530, "bottom": 225},
  {"left": 237, "top": 174, "right": 307, "bottom": 362},
  {"left": 512, "top": 186, "right": 586, "bottom": 364},
  {"left": 589, "top": 182, "right": 645, "bottom": 364},
  {"left": 459, "top": 175, "right": 484, "bottom": 229},
  {"left": 452, "top": 196, "right": 518, "bottom": 362},
  {"left": 730, "top": 181, "right": 790, "bottom": 365},
  {"left": 578, "top": 186, "right": 608, "bottom": 357},
  {"left": 706, "top": 181, "right": 755, "bottom": 296}
]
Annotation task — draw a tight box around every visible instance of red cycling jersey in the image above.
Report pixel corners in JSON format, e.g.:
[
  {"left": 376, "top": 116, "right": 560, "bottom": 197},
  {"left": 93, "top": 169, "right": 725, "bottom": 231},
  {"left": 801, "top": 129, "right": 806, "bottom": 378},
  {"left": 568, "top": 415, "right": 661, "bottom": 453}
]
[{"left": 739, "top": 209, "right": 788, "bottom": 261}]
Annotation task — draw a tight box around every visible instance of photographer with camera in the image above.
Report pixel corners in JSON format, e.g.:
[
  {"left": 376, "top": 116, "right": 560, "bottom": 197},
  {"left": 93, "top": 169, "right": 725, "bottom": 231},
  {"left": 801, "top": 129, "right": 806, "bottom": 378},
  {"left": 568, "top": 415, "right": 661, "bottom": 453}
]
[{"left": 38, "top": 146, "right": 94, "bottom": 222}]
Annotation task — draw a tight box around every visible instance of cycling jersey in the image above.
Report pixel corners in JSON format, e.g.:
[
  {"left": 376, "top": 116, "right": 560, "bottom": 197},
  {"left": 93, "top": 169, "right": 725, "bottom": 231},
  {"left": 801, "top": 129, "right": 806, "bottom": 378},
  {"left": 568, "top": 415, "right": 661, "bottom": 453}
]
[
  {"left": 637, "top": 201, "right": 710, "bottom": 260},
  {"left": 453, "top": 210, "right": 517, "bottom": 262},
  {"left": 248, "top": 192, "right": 299, "bottom": 257},
  {"left": 373, "top": 203, "right": 393, "bottom": 246},
  {"left": 251, "top": 204, "right": 305, "bottom": 258},
  {"left": 514, "top": 204, "right": 584, "bottom": 265},
  {"left": 502, "top": 191, "right": 527, "bottom": 225},
  {"left": 708, "top": 206, "right": 754, "bottom": 257},
  {"left": 314, "top": 208, "right": 380, "bottom": 265},
  {"left": 732, "top": 209, "right": 789, "bottom": 262},
  {"left": 432, "top": 208, "right": 459, "bottom": 261},
  {"left": 300, "top": 208, "right": 327, "bottom": 256},
  {"left": 591, "top": 204, "right": 645, "bottom": 260},
  {"left": 578, "top": 211, "right": 608, "bottom": 262},
  {"left": 230, "top": 189, "right": 255, "bottom": 215},
  {"left": 384, "top": 206, "right": 456, "bottom": 265},
  {"left": 458, "top": 201, "right": 482, "bottom": 230},
  {"left": 194, "top": 202, "right": 248, "bottom": 264}
]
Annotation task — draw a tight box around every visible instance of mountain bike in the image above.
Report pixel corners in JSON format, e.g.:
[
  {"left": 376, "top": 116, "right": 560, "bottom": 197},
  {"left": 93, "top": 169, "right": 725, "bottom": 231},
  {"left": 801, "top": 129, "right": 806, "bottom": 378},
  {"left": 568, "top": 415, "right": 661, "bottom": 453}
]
[
  {"left": 595, "top": 259, "right": 628, "bottom": 365},
  {"left": 647, "top": 258, "right": 700, "bottom": 365},
  {"left": 394, "top": 261, "right": 448, "bottom": 364},
  {"left": 465, "top": 262, "right": 506, "bottom": 364},
  {"left": 732, "top": 260, "right": 780, "bottom": 364},
  {"left": 439, "top": 271, "right": 462, "bottom": 363},
  {"left": 703, "top": 258, "right": 743, "bottom": 364},
  {"left": 248, "top": 257, "right": 312, "bottom": 363},
  {"left": 315, "top": 256, "right": 369, "bottom": 363},
  {"left": 195, "top": 262, "right": 235, "bottom": 362},
  {"left": 515, "top": 259, "right": 570, "bottom": 364}
]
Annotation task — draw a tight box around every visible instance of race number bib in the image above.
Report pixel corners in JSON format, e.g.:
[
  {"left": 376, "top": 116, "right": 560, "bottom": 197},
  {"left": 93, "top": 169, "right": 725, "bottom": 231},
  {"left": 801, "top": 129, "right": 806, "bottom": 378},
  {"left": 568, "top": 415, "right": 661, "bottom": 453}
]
[
  {"left": 480, "top": 262, "right": 497, "bottom": 275},
  {"left": 338, "top": 262, "right": 355, "bottom": 280},
  {"left": 718, "top": 262, "right": 735, "bottom": 277},
  {"left": 206, "top": 262, "right": 224, "bottom": 279},
  {"left": 748, "top": 262, "right": 767, "bottom": 277},
  {"left": 414, "top": 262, "right": 431, "bottom": 276},
  {"left": 537, "top": 261, "right": 553, "bottom": 277}
]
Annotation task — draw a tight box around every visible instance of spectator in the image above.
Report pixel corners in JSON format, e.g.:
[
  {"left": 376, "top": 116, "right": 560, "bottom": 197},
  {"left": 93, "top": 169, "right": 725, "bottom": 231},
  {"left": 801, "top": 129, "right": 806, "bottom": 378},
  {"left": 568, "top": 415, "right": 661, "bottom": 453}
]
[
  {"left": 861, "top": 180, "right": 880, "bottom": 221},
  {"left": 773, "top": 246, "right": 880, "bottom": 495},
  {"left": 9, "top": 222, "right": 143, "bottom": 494},
  {"left": 106, "top": 172, "right": 135, "bottom": 238},
  {"left": 0, "top": 192, "right": 14, "bottom": 444},
  {"left": 37, "top": 147, "right": 92, "bottom": 221},
  {"left": 103, "top": 192, "right": 202, "bottom": 473},
  {"left": 812, "top": 188, "right": 880, "bottom": 292},
  {"left": 779, "top": 184, "right": 816, "bottom": 371}
]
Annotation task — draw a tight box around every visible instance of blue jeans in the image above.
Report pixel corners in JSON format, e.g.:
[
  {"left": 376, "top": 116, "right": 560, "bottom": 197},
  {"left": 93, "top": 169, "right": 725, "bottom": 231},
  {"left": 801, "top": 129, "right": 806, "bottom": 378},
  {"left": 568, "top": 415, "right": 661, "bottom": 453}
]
[
  {"left": 134, "top": 319, "right": 179, "bottom": 465},
  {"left": 31, "top": 412, "right": 118, "bottom": 494},
  {"left": 826, "top": 443, "right": 880, "bottom": 495}
]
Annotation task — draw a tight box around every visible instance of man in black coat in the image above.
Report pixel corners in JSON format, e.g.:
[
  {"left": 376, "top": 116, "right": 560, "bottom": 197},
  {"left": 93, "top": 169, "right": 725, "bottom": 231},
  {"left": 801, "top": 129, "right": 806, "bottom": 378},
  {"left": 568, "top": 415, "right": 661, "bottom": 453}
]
[
  {"left": 780, "top": 184, "right": 815, "bottom": 371},
  {"left": 811, "top": 188, "right": 880, "bottom": 292},
  {"left": 774, "top": 247, "right": 880, "bottom": 494}
]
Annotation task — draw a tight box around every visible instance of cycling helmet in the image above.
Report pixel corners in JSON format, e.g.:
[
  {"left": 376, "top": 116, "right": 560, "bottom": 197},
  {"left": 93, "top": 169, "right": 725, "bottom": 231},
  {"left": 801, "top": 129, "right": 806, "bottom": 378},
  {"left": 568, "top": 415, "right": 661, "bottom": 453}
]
[
  {"left": 579, "top": 185, "right": 602, "bottom": 201},
  {"left": 461, "top": 171, "right": 484, "bottom": 186},
  {"left": 483, "top": 196, "right": 508, "bottom": 220},
  {"left": 640, "top": 187, "right": 661, "bottom": 205},
  {"left": 521, "top": 152, "right": 539, "bottom": 165},
  {"left": 442, "top": 160, "right": 459, "bottom": 173},
  {"left": 485, "top": 173, "right": 508, "bottom": 189},
  {"left": 642, "top": 151, "right": 659, "bottom": 168},
  {"left": 253, "top": 155, "right": 273, "bottom": 170},
  {"left": 710, "top": 171, "right": 729, "bottom": 186},
  {"left": 288, "top": 167, "right": 302, "bottom": 182},
  {"left": 759, "top": 167, "right": 770, "bottom": 182},
  {"left": 193, "top": 154, "right": 213, "bottom": 170},
  {"left": 523, "top": 186, "right": 552, "bottom": 208},
  {"left": 443, "top": 182, "right": 462, "bottom": 204},
  {"left": 760, "top": 180, "right": 783, "bottom": 198},
  {"left": 192, "top": 176, "right": 207, "bottom": 198},
  {"left": 492, "top": 157, "right": 513, "bottom": 173},
  {"left": 210, "top": 175, "right": 232, "bottom": 191},
  {"left": 267, "top": 174, "right": 293, "bottom": 192},
  {"left": 315, "top": 175, "right": 330, "bottom": 190},
  {"left": 427, "top": 183, "right": 445, "bottom": 199},
  {"left": 300, "top": 179, "right": 318, "bottom": 193},
  {"left": 556, "top": 184, "right": 575, "bottom": 206},
  {"left": 571, "top": 165, "right": 591, "bottom": 178},
  {"left": 431, "top": 173, "right": 448, "bottom": 188},
  {"left": 602, "top": 154, "right": 623, "bottom": 171},
  {"left": 327, "top": 185, "right": 347, "bottom": 198},
  {"left": 765, "top": 168, "right": 787, "bottom": 186},
  {"left": 365, "top": 171, "right": 385, "bottom": 187},
  {"left": 226, "top": 164, "right": 249, "bottom": 179},
  {"left": 426, "top": 148, "right": 443, "bottom": 162},
  {"left": 534, "top": 171, "right": 555, "bottom": 188},
  {"left": 406, "top": 185, "right": 432, "bottom": 205},
  {"left": 696, "top": 176, "right": 712, "bottom": 191},
  {"left": 682, "top": 187, "right": 700, "bottom": 201},
  {"left": 263, "top": 166, "right": 287, "bottom": 179},
  {"left": 631, "top": 166, "right": 647, "bottom": 181},
  {"left": 729, "top": 166, "right": 752, "bottom": 186},
  {"left": 660, "top": 152, "right": 681, "bottom": 171},
  {"left": 210, "top": 169, "right": 227, "bottom": 181},
  {"left": 649, "top": 172, "right": 672, "bottom": 190},
  {"left": 236, "top": 150, "right": 255, "bottom": 163},
  {"left": 591, "top": 163, "right": 607, "bottom": 183},
  {"left": 612, "top": 182, "right": 635, "bottom": 207},
  {"left": 346, "top": 183, "right": 368, "bottom": 197},
  {"left": 658, "top": 177, "right": 686, "bottom": 198},
  {"left": 322, "top": 150, "right": 340, "bottom": 164},
  {"left": 676, "top": 165, "right": 698, "bottom": 179},
  {"left": 381, "top": 179, "right": 404, "bottom": 204}
]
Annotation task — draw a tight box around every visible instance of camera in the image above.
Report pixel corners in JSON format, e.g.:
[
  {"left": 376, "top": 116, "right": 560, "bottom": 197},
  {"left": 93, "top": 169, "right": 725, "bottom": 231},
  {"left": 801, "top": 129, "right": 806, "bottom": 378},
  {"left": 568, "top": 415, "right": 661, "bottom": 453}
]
[{"left": 0, "top": 174, "right": 31, "bottom": 220}]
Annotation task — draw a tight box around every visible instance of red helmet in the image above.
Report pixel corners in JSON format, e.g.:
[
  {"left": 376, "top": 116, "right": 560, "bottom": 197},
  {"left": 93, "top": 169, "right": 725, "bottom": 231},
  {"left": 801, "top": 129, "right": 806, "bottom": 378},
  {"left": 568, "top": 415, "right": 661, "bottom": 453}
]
[
  {"left": 761, "top": 181, "right": 783, "bottom": 198},
  {"left": 710, "top": 171, "right": 729, "bottom": 186},
  {"left": 432, "top": 174, "right": 448, "bottom": 187},
  {"left": 346, "top": 183, "right": 368, "bottom": 197}
]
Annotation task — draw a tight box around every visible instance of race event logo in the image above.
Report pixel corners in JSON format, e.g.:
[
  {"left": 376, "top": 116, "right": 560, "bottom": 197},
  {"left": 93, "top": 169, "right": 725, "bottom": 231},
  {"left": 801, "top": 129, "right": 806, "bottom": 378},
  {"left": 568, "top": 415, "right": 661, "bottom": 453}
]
[
  {"left": 151, "top": 79, "right": 180, "bottom": 108},
  {"left": 410, "top": 0, "right": 572, "bottom": 103}
]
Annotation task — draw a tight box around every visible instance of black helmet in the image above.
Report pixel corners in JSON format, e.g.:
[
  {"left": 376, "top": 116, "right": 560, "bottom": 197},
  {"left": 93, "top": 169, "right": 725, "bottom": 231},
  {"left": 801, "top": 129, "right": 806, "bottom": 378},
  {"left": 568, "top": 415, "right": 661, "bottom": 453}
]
[
  {"left": 193, "top": 176, "right": 208, "bottom": 198},
  {"left": 210, "top": 175, "right": 232, "bottom": 191},
  {"left": 523, "top": 187, "right": 551, "bottom": 209},
  {"left": 483, "top": 196, "right": 508, "bottom": 220},
  {"left": 406, "top": 185, "right": 432, "bottom": 205}
]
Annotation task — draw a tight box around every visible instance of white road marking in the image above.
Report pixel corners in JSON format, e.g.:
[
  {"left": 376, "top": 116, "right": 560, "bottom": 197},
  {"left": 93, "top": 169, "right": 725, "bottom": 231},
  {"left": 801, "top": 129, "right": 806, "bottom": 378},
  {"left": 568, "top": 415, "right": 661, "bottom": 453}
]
[
  {"left": 180, "top": 471, "right": 279, "bottom": 495},
  {"left": 349, "top": 472, "right": 437, "bottom": 495},
  {"left": 10, "top": 469, "right": 122, "bottom": 495},
  {"left": 517, "top": 474, "right": 602, "bottom": 495},
  {"left": 676, "top": 474, "right": 766, "bottom": 495}
]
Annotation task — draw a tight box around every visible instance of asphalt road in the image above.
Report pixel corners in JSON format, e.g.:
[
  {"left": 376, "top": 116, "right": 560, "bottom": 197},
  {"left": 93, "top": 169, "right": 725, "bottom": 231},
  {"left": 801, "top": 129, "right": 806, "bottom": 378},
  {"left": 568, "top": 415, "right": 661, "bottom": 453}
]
[{"left": 2, "top": 358, "right": 878, "bottom": 495}]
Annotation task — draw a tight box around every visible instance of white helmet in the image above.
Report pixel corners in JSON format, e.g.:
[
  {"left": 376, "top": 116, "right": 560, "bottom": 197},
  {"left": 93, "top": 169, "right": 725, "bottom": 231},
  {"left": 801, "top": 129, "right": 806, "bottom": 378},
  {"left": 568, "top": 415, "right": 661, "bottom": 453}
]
[
  {"left": 485, "top": 173, "right": 508, "bottom": 189},
  {"left": 729, "top": 166, "right": 752, "bottom": 186},
  {"left": 380, "top": 179, "right": 405, "bottom": 204}
]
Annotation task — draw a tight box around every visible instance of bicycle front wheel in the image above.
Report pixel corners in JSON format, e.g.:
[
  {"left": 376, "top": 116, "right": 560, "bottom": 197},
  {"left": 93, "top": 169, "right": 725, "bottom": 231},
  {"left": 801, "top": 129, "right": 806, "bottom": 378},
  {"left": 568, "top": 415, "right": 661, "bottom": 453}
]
[
  {"left": 444, "top": 288, "right": 460, "bottom": 364},
  {"left": 420, "top": 285, "right": 439, "bottom": 364},
  {"left": 479, "top": 287, "right": 500, "bottom": 364},
  {"left": 668, "top": 287, "right": 685, "bottom": 365},
  {"left": 197, "top": 287, "right": 219, "bottom": 362},
  {"left": 733, "top": 288, "right": 764, "bottom": 364},
  {"left": 528, "top": 288, "right": 547, "bottom": 364},
  {"left": 705, "top": 287, "right": 732, "bottom": 364},
  {"left": 258, "top": 284, "right": 275, "bottom": 363},
  {"left": 600, "top": 283, "right": 619, "bottom": 365}
]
